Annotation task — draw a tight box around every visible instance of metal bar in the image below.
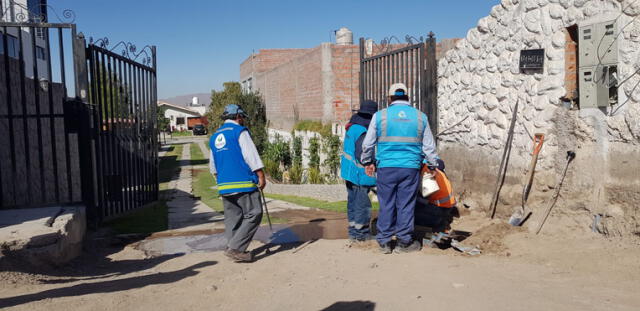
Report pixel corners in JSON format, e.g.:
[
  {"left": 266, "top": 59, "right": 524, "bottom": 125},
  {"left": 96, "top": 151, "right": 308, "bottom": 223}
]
[
  {"left": 90, "top": 47, "right": 105, "bottom": 221},
  {"left": 30, "top": 26, "right": 45, "bottom": 204},
  {"left": 130, "top": 60, "right": 140, "bottom": 207},
  {"left": 0, "top": 22, "right": 75, "bottom": 28},
  {"left": 118, "top": 57, "right": 132, "bottom": 212},
  {"left": 361, "top": 43, "right": 423, "bottom": 62},
  {"left": 2, "top": 26, "right": 17, "bottom": 206},
  {"left": 17, "top": 27, "right": 32, "bottom": 206},
  {"left": 152, "top": 45, "right": 158, "bottom": 200},
  {"left": 46, "top": 27, "right": 60, "bottom": 203},
  {"left": 142, "top": 66, "right": 151, "bottom": 203}
]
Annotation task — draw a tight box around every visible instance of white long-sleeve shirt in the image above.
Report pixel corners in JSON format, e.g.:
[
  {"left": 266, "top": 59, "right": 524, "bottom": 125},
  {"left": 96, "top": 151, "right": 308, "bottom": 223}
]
[{"left": 209, "top": 120, "right": 264, "bottom": 175}]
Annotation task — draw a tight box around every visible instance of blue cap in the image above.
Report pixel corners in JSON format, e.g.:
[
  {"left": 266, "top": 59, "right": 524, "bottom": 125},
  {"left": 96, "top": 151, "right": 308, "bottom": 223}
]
[{"left": 222, "top": 104, "right": 248, "bottom": 119}]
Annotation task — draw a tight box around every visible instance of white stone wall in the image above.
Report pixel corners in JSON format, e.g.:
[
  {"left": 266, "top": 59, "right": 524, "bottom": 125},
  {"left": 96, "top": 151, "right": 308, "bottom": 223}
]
[{"left": 437, "top": 0, "right": 640, "bottom": 232}]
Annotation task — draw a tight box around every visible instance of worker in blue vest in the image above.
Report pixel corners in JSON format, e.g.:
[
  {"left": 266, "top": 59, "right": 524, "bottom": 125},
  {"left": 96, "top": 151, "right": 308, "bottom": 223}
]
[
  {"left": 361, "top": 83, "right": 440, "bottom": 254},
  {"left": 340, "top": 100, "right": 378, "bottom": 243},
  {"left": 209, "top": 104, "right": 266, "bottom": 262}
]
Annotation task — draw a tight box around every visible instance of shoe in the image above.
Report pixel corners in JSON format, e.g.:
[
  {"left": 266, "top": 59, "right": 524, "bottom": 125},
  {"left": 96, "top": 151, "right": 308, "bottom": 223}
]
[
  {"left": 379, "top": 243, "right": 392, "bottom": 254},
  {"left": 394, "top": 240, "right": 421, "bottom": 253},
  {"left": 225, "top": 248, "right": 253, "bottom": 262}
]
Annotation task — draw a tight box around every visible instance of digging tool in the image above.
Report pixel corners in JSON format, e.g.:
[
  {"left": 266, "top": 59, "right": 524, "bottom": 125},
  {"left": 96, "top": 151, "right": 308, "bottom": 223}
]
[
  {"left": 535, "top": 151, "right": 576, "bottom": 234},
  {"left": 509, "top": 133, "right": 545, "bottom": 226},
  {"left": 489, "top": 99, "right": 519, "bottom": 219},
  {"left": 258, "top": 188, "right": 273, "bottom": 233}
]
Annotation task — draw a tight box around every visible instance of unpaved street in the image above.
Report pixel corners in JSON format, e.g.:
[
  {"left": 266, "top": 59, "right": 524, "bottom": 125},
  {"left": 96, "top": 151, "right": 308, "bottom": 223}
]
[{"left": 2, "top": 211, "right": 639, "bottom": 311}]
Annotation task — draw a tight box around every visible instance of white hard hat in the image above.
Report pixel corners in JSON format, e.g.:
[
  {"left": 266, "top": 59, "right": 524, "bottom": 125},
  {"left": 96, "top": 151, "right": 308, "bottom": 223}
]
[{"left": 388, "top": 83, "right": 408, "bottom": 96}]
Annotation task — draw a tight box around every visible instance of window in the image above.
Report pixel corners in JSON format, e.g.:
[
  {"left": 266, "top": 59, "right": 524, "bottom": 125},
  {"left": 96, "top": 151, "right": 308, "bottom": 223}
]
[
  {"left": 36, "top": 46, "right": 46, "bottom": 60},
  {"left": 0, "top": 34, "right": 20, "bottom": 59},
  {"left": 176, "top": 117, "right": 185, "bottom": 125}
]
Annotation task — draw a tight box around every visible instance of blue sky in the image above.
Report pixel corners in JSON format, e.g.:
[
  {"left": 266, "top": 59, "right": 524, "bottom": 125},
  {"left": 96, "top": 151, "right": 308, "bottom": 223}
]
[{"left": 54, "top": 0, "right": 499, "bottom": 99}]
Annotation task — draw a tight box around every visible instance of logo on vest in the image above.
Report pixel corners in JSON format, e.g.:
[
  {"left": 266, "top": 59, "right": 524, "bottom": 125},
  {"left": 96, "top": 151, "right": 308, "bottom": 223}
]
[
  {"left": 398, "top": 111, "right": 407, "bottom": 118},
  {"left": 214, "top": 134, "right": 226, "bottom": 149}
]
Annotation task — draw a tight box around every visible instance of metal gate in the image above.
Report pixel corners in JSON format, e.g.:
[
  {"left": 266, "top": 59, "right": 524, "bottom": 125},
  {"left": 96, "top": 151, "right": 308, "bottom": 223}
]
[
  {"left": 1, "top": 5, "right": 158, "bottom": 224},
  {"left": 359, "top": 32, "right": 438, "bottom": 133},
  {"left": 0, "top": 21, "right": 82, "bottom": 209},
  {"left": 83, "top": 39, "right": 158, "bottom": 222}
]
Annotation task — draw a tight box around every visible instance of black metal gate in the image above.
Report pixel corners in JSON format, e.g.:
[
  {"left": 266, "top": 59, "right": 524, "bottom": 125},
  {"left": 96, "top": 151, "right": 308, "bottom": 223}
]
[
  {"left": 0, "top": 22, "right": 82, "bottom": 209},
  {"left": 359, "top": 33, "right": 438, "bottom": 133},
  {"left": 83, "top": 39, "right": 158, "bottom": 222},
  {"left": 1, "top": 11, "right": 158, "bottom": 224}
]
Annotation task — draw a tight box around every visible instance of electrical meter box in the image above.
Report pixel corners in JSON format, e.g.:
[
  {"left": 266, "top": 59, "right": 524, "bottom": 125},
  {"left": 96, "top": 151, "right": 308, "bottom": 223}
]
[
  {"left": 578, "top": 18, "right": 619, "bottom": 108},
  {"left": 578, "top": 20, "right": 618, "bottom": 68},
  {"left": 579, "top": 67, "right": 611, "bottom": 109}
]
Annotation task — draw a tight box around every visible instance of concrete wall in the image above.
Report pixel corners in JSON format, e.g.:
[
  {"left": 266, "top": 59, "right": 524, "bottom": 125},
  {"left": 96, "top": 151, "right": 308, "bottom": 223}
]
[{"left": 437, "top": 0, "right": 640, "bottom": 235}]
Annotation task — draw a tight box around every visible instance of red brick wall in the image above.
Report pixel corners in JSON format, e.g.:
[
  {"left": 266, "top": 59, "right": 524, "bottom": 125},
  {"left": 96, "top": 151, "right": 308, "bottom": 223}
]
[
  {"left": 564, "top": 27, "right": 578, "bottom": 99},
  {"left": 240, "top": 49, "right": 311, "bottom": 81},
  {"left": 331, "top": 45, "right": 360, "bottom": 123},
  {"left": 252, "top": 47, "right": 325, "bottom": 130}
]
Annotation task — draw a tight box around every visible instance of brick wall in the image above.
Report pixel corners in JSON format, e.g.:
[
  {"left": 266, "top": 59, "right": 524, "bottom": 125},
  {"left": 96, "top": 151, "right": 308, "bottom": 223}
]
[
  {"left": 331, "top": 45, "right": 360, "bottom": 123},
  {"left": 564, "top": 26, "right": 578, "bottom": 100},
  {"left": 240, "top": 49, "right": 311, "bottom": 81},
  {"left": 251, "top": 47, "right": 325, "bottom": 130}
]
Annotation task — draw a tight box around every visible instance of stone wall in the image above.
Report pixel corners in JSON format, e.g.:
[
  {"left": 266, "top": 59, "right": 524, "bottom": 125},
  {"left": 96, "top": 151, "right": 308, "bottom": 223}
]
[{"left": 437, "top": 0, "right": 640, "bottom": 235}]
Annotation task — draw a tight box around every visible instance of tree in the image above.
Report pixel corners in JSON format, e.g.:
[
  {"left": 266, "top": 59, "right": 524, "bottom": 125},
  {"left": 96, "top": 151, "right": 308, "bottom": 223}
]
[
  {"left": 206, "top": 82, "right": 268, "bottom": 153},
  {"left": 157, "top": 105, "right": 170, "bottom": 132}
]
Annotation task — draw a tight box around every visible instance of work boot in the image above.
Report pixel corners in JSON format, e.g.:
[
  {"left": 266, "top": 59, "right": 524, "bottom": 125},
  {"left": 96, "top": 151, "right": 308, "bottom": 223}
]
[
  {"left": 225, "top": 248, "right": 253, "bottom": 262},
  {"left": 394, "top": 240, "right": 421, "bottom": 253},
  {"left": 379, "top": 243, "right": 392, "bottom": 254}
]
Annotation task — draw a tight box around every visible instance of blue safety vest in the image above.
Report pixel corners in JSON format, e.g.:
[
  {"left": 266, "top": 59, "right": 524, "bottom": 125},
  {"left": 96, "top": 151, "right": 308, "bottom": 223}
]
[
  {"left": 375, "top": 103, "right": 426, "bottom": 169},
  {"left": 211, "top": 123, "right": 258, "bottom": 195},
  {"left": 340, "top": 124, "right": 377, "bottom": 186}
]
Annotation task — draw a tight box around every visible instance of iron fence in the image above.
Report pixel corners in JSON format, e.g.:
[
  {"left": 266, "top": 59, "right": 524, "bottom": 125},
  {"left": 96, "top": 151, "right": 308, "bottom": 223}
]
[
  {"left": 359, "top": 33, "right": 438, "bottom": 133},
  {"left": 1, "top": 20, "right": 158, "bottom": 225}
]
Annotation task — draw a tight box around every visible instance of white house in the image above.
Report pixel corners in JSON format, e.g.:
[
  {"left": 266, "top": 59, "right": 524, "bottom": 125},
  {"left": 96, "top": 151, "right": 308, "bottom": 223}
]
[
  {"left": 0, "top": 0, "right": 50, "bottom": 80},
  {"left": 158, "top": 101, "right": 203, "bottom": 131}
]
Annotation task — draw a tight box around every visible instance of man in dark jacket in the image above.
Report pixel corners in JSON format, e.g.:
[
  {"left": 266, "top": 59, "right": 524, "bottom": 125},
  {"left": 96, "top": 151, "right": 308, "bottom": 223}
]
[{"left": 340, "top": 100, "right": 378, "bottom": 242}]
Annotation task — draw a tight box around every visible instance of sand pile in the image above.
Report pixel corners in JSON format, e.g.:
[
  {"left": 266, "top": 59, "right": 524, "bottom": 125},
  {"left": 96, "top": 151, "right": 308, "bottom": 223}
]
[{"left": 463, "top": 222, "right": 525, "bottom": 254}]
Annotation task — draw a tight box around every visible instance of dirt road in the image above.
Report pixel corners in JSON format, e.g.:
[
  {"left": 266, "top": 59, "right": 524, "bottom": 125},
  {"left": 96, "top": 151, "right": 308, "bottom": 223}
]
[{"left": 1, "top": 211, "right": 639, "bottom": 311}]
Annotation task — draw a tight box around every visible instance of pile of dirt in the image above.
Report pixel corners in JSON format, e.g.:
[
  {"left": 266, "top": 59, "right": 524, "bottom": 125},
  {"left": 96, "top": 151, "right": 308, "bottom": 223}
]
[{"left": 463, "top": 222, "right": 525, "bottom": 254}]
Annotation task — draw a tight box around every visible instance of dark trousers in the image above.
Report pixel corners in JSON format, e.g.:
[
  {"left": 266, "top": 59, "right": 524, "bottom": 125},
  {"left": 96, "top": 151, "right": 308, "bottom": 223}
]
[
  {"left": 375, "top": 167, "right": 420, "bottom": 245},
  {"left": 222, "top": 190, "right": 263, "bottom": 252},
  {"left": 346, "top": 181, "right": 372, "bottom": 240}
]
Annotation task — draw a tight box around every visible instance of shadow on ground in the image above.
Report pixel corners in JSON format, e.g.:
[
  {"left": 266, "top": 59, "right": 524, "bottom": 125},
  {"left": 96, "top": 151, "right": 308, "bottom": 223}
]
[
  {"left": 0, "top": 261, "right": 216, "bottom": 309},
  {"left": 322, "top": 301, "right": 376, "bottom": 311}
]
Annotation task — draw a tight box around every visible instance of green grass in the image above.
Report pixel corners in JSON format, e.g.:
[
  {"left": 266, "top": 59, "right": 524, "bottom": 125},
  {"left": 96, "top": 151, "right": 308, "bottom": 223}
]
[
  {"left": 171, "top": 131, "right": 193, "bottom": 137},
  {"left": 190, "top": 143, "right": 206, "bottom": 165},
  {"left": 193, "top": 168, "right": 223, "bottom": 212},
  {"left": 264, "top": 193, "right": 379, "bottom": 214},
  {"left": 106, "top": 201, "right": 168, "bottom": 234},
  {"left": 106, "top": 144, "right": 184, "bottom": 234}
]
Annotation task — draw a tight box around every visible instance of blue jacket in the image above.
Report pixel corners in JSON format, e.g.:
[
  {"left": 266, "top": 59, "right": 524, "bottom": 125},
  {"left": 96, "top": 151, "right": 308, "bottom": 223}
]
[
  {"left": 341, "top": 124, "right": 377, "bottom": 186},
  {"left": 211, "top": 123, "right": 258, "bottom": 194},
  {"left": 375, "top": 104, "right": 427, "bottom": 169}
]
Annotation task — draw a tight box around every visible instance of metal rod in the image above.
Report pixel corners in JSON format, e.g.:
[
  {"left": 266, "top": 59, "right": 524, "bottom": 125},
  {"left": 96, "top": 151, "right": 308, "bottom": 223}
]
[
  {"left": 1, "top": 26, "right": 17, "bottom": 206},
  {"left": 30, "top": 26, "right": 45, "bottom": 204},
  {"left": 17, "top": 27, "right": 32, "bottom": 206}
]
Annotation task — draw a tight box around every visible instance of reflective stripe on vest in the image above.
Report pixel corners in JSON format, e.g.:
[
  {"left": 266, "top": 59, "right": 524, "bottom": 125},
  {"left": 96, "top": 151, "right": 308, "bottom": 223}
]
[
  {"left": 378, "top": 109, "right": 424, "bottom": 143},
  {"left": 342, "top": 152, "right": 365, "bottom": 168}
]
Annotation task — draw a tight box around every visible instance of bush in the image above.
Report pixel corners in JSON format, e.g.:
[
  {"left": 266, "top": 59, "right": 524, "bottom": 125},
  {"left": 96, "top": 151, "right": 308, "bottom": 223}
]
[
  {"left": 264, "top": 159, "right": 282, "bottom": 182},
  {"left": 292, "top": 135, "right": 303, "bottom": 168},
  {"left": 308, "top": 167, "right": 324, "bottom": 184},
  {"left": 308, "top": 137, "right": 320, "bottom": 170},
  {"left": 289, "top": 164, "right": 303, "bottom": 184},
  {"left": 322, "top": 134, "right": 341, "bottom": 180}
]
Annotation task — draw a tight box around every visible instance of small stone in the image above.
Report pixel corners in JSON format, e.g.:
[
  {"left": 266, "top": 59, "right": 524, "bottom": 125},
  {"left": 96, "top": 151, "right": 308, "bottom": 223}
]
[
  {"left": 207, "top": 285, "right": 218, "bottom": 291},
  {"left": 369, "top": 263, "right": 378, "bottom": 269},
  {"left": 452, "top": 283, "right": 465, "bottom": 289}
]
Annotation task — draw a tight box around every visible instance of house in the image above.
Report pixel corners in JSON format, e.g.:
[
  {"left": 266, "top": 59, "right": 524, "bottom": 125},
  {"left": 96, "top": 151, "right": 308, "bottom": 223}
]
[
  {"left": 0, "top": 0, "right": 50, "bottom": 80},
  {"left": 157, "top": 101, "right": 206, "bottom": 132}
]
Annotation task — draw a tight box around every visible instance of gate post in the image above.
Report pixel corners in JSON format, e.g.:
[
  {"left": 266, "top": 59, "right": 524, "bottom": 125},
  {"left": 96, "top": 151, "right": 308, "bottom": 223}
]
[
  {"left": 72, "top": 32, "right": 100, "bottom": 227},
  {"left": 425, "top": 32, "right": 438, "bottom": 136}
]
